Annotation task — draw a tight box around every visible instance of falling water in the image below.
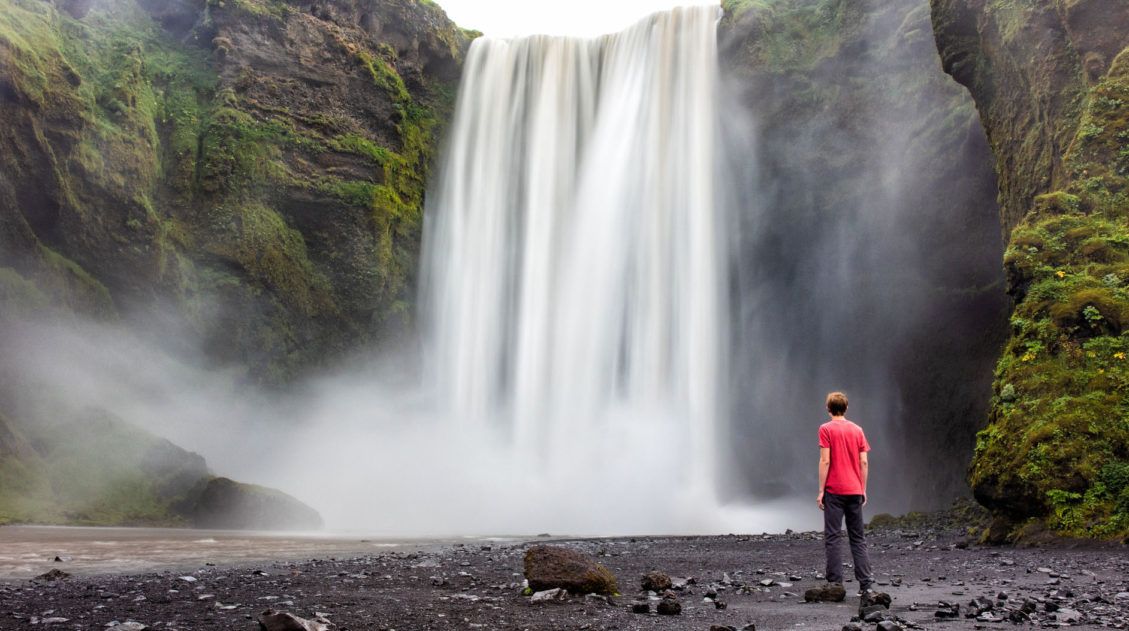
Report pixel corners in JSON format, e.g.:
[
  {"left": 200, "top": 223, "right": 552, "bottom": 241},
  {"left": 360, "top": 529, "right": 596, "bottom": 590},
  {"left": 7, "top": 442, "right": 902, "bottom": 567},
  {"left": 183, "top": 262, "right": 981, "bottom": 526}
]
[{"left": 421, "top": 5, "right": 733, "bottom": 526}]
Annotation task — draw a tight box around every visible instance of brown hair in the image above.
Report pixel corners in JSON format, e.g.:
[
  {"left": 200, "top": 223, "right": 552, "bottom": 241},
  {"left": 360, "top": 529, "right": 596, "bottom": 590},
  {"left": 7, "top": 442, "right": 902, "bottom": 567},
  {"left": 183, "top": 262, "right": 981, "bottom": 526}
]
[{"left": 826, "top": 392, "right": 848, "bottom": 416}]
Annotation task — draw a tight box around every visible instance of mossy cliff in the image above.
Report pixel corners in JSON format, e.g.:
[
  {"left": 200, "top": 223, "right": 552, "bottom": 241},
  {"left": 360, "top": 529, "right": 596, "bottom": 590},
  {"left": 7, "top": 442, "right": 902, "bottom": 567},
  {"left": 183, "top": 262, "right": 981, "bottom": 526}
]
[
  {"left": 719, "top": 0, "right": 1008, "bottom": 507},
  {"left": 931, "top": 0, "right": 1129, "bottom": 539},
  {"left": 0, "top": 0, "right": 470, "bottom": 383},
  {"left": 0, "top": 0, "right": 469, "bottom": 526}
]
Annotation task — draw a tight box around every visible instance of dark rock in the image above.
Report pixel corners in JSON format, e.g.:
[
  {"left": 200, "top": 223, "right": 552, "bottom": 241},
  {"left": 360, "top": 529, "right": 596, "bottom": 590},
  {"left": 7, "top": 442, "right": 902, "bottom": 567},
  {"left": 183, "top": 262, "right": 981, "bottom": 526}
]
[
  {"left": 862, "top": 609, "right": 889, "bottom": 623},
  {"left": 35, "top": 569, "right": 70, "bottom": 582},
  {"left": 630, "top": 601, "right": 650, "bottom": 614},
  {"left": 842, "top": 624, "right": 863, "bottom": 631},
  {"left": 714, "top": 599, "right": 727, "bottom": 609},
  {"left": 861, "top": 604, "right": 888, "bottom": 620},
  {"left": 861, "top": 591, "right": 892, "bottom": 609},
  {"left": 258, "top": 609, "right": 328, "bottom": 631},
  {"left": 641, "top": 571, "right": 672, "bottom": 592},
  {"left": 934, "top": 602, "right": 960, "bottom": 618},
  {"left": 804, "top": 583, "right": 846, "bottom": 602},
  {"left": 184, "top": 477, "right": 323, "bottom": 531},
  {"left": 876, "top": 621, "right": 901, "bottom": 631},
  {"left": 656, "top": 597, "right": 681, "bottom": 615},
  {"left": 523, "top": 546, "right": 618, "bottom": 595}
]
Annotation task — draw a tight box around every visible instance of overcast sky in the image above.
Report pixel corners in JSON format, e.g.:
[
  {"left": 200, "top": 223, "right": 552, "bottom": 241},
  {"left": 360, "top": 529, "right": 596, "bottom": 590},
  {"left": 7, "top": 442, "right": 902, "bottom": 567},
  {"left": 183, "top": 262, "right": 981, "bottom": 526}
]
[{"left": 436, "top": 0, "right": 715, "bottom": 38}]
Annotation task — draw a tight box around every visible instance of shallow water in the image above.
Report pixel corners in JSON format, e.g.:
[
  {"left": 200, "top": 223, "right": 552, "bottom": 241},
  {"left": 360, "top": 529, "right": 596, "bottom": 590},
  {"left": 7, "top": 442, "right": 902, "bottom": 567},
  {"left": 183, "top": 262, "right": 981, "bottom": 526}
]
[{"left": 0, "top": 526, "right": 505, "bottom": 580}]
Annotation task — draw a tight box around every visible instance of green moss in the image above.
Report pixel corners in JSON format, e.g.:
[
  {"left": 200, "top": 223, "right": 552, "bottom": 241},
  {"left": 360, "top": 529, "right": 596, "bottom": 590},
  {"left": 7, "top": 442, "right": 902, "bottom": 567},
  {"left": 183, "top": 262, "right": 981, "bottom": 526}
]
[
  {"left": 971, "top": 47, "right": 1129, "bottom": 538},
  {"left": 206, "top": 202, "right": 334, "bottom": 317}
]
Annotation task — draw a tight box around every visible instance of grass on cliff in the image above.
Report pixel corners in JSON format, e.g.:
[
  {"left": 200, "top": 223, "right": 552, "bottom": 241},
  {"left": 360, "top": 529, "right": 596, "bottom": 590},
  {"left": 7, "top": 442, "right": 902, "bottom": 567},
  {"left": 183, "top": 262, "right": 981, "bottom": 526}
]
[{"left": 973, "top": 49, "right": 1129, "bottom": 539}]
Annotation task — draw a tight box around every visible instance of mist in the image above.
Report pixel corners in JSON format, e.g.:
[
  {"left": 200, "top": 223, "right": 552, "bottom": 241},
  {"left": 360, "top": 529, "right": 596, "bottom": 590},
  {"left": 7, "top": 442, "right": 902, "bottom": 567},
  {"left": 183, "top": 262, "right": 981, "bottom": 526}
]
[
  {"left": 717, "top": 0, "right": 1008, "bottom": 511},
  {"left": 0, "top": 314, "right": 811, "bottom": 535}
]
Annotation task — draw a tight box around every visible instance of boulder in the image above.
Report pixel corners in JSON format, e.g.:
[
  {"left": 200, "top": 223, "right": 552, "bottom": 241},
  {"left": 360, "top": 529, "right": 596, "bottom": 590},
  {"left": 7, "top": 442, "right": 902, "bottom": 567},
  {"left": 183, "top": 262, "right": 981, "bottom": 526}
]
[
  {"left": 656, "top": 597, "right": 681, "bottom": 615},
  {"left": 523, "top": 545, "right": 618, "bottom": 595},
  {"left": 861, "top": 591, "right": 892, "bottom": 609},
  {"left": 804, "top": 583, "right": 846, "bottom": 602},
  {"left": 640, "top": 570, "right": 672, "bottom": 592}
]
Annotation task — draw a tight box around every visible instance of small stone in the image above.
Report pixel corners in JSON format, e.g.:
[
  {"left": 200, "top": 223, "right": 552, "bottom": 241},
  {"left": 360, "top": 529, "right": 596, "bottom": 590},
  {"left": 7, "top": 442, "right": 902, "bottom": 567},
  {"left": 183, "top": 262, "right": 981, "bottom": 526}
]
[
  {"left": 842, "top": 624, "right": 863, "bottom": 631},
  {"left": 178, "top": 576, "right": 197, "bottom": 583},
  {"left": 258, "top": 609, "right": 328, "bottom": 631},
  {"left": 759, "top": 579, "right": 775, "bottom": 587},
  {"left": 714, "top": 599, "right": 727, "bottom": 610},
  {"left": 530, "top": 588, "right": 568, "bottom": 603},
  {"left": 630, "top": 601, "right": 650, "bottom": 614},
  {"left": 1055, "top": 608, "right": 1082, "bottom": 623},
  {"left": 863, "top": 607, "right": 886, "bottom": 622},
  {"left": 876, "top": 621, "right": 901, "bottom": 631}
]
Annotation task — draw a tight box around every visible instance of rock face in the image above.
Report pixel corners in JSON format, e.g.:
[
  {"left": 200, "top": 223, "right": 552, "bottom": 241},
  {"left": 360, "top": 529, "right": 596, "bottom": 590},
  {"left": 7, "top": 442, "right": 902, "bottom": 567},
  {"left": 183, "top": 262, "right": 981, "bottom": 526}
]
[
  {"left": 185, "top": 476, "right": 323, "bottom": 530},
  {"left": 931, "top": 0, "right": 1129, "bottom": 538},
  {"left": 719, "top": 0, "right": 1008, "bottom": 507},
  {"left": 522, "top": 545, "right": 619, "bottom": 596},
  {"left": 0, "top": 0, "right": 467, "bottom": 525},
  {"left": 0, "top": 0, "right": 471, "bottom": 384}
]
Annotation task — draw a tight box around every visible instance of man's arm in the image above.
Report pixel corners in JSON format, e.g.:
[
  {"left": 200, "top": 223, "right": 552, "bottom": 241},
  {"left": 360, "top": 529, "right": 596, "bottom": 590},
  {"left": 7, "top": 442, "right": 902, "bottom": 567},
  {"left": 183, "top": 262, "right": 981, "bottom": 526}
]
[
  {"left": 817, "top": 447, "right": 831, "bottom": 510},
  {"left": 859, "top": 451, "right": 869, "bottom": 505}
]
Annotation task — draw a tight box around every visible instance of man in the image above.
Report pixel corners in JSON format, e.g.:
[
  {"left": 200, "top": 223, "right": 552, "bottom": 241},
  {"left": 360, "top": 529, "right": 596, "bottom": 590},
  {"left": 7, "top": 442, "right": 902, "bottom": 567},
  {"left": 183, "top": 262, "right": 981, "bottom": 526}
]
[{"left": 817, "top": 391, "right": 873, "bottom": 594}]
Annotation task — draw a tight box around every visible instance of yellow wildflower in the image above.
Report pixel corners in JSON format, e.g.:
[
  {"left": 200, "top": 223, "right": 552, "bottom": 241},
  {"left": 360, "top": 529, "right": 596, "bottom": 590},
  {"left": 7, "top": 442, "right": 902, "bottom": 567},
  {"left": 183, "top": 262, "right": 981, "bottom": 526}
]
[
  {"left": 1056, "top": 270, "right": 1066, "bottom": 279},
  {"left": 1115, "top": 352, "right": 1126, "bottom": 360},
  {"left": 1021, "top": 352, "right": 1036, "bottom": 362}
]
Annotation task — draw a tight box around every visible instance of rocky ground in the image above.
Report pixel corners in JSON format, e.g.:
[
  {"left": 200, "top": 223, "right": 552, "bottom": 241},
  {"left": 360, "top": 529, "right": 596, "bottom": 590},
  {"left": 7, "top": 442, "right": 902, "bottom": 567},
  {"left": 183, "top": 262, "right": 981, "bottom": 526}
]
[{"left": 1, "top": 525, "right": 1127, "bottom": 630}]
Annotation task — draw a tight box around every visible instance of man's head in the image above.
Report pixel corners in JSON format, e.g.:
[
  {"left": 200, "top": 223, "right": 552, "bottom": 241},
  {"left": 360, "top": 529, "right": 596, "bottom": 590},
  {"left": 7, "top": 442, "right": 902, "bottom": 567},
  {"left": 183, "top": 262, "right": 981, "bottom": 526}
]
[{"left": 826, "top": 391, "right": 848, "bottom": 416}]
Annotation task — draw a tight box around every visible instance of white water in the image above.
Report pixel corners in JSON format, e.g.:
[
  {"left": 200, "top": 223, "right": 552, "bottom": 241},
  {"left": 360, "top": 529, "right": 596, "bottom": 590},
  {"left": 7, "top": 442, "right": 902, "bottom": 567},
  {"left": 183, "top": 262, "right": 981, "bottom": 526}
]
[{"left": 419, "top": 5, "right": 737, "bottom": 531}]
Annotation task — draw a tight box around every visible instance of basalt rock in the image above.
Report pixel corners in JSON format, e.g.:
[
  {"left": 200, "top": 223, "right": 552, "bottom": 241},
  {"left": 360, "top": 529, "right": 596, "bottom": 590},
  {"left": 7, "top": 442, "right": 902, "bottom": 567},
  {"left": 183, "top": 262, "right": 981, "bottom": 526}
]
[
  {"left": 804, "top": 583, "right": 846, "bottom": 603},
  {"left": 931, "top": 0, "right": 1129, "bottom": 539},
  {"left": 523, "top": 545, "right": 618, "bottom": 595},
  {"left": 640, "top": 570, "right": 672, "bottom": 592}
]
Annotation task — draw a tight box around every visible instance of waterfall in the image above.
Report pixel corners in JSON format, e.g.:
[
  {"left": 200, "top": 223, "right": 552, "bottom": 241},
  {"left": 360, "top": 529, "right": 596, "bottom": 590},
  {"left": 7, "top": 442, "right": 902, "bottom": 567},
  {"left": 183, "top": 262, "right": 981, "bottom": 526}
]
[{"left": 420, "top": 5, "right": 731, "bottom": 527}]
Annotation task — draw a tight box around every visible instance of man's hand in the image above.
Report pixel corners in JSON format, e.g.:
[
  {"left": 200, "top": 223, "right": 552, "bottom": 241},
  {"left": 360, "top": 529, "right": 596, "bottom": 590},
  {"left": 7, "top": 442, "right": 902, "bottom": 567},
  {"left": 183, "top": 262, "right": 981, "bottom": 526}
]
[
  {"left": 862, "top": 494, "right": 867, "bottom": 507},
  {"left": 817, "top": 491, "right": 825, "bottom": 511}
]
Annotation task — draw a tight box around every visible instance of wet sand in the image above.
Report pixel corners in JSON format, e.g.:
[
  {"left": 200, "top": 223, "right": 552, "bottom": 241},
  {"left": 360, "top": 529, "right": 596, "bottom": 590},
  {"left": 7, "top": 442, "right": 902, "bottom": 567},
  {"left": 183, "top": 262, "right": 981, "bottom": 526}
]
[
  {"left": 1, "top": 526, "right": 1127, "bottom": 629},
  {"left": 0, "top": 526, "right": 503, "bottom": 580}
]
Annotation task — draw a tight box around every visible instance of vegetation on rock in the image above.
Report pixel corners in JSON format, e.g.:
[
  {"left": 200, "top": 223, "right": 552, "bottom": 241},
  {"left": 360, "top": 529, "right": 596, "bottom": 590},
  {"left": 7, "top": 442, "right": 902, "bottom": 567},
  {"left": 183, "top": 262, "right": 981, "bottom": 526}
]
[
  {"left": 932, "top": 0, "right": 1129, "bottom": 539},
  {"left": 0, "top": 0, "right": 469, "bottom": 526}
]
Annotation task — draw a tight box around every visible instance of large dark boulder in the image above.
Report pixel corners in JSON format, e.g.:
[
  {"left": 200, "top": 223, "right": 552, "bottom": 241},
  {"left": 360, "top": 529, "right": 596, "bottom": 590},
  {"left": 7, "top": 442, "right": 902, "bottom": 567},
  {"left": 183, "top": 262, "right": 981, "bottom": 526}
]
[
  {"left": 523, "top": 545, "right": 618, "bottom": 595},
  {"left": 184, "top": 477, "right": 323, "bottom": 531}
]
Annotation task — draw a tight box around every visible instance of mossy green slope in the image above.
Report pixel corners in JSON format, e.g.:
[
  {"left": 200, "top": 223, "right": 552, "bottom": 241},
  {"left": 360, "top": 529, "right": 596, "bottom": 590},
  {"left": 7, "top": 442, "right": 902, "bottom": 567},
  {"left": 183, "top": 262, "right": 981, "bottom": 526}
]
[
  {"left": 0, "top": 0, "right": 469, "bottom": 525},
  {"left": 932, "top": 0, "right": 1129, "bottom": 539},
  {"left": 0, "top": 0, "right": 470, "bottom": 383}
]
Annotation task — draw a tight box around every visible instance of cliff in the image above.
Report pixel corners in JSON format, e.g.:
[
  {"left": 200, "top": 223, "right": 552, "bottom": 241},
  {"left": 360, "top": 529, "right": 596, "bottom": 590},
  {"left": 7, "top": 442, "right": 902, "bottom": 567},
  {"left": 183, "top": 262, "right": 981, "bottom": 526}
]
[
  {"left": 0, "top": 0, "right": 470, "bottom": 383},
  {"left": 931, "top": 0, "right": 1129, "bottom": 539},
  {"left": 0, "top": 0, "right": 469, "bottom": 526},
  {"left": 718, "top": 0, "right": 1008, "bottom": 509}
]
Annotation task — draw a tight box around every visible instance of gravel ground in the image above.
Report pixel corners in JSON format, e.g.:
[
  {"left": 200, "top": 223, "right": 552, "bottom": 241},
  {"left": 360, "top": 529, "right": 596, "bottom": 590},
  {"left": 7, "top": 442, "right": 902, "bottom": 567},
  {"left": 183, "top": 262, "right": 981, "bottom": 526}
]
[{"left": 2, "top": 527, "right": 1128, "bottom": 630}]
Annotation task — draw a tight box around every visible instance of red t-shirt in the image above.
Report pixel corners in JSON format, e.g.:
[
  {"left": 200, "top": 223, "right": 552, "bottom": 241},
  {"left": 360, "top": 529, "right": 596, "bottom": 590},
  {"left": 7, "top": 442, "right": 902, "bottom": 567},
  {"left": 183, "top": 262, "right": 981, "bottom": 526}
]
[{"left": 819, "top": 418, "right": 871, "bottom": 495}]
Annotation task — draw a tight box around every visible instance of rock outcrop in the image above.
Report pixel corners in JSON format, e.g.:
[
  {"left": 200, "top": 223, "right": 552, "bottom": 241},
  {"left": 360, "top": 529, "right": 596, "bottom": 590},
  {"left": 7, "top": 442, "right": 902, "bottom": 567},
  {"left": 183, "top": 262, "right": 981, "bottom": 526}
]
[
  {"left": 931, "top": 0, "right": 1129, "bottom": 538},
  {"left": 0, "top": 0, "right": 467, "bottom": 526},
  {"left": 719, "top": 0, "right": 1008, "bottom": 507},
  {"left": 185, "top": 476, "right": 323, "bottom": 530},
  {"left": 0, "top": 0, "right": 471, "bottom": 384}
]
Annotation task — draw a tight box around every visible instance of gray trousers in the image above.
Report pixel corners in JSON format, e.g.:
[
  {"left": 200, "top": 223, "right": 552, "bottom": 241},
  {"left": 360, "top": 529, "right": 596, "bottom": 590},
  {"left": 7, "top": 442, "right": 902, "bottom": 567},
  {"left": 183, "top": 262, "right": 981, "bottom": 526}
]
[{"left": 823, "top": 492, "right": 873, "bottom": 587}]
